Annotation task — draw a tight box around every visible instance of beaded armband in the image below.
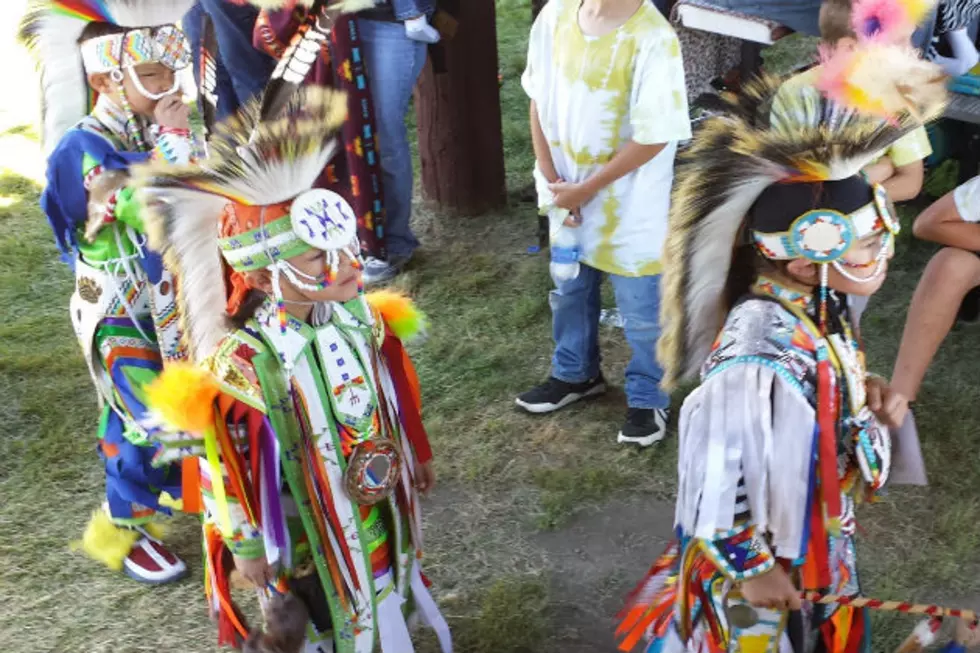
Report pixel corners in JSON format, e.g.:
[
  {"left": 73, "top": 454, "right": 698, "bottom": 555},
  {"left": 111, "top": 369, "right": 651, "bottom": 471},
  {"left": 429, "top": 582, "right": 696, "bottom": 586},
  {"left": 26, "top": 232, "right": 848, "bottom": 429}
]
[
  {"left": 152, "top": 127, "right": 195, "bottom": 165},
  {"left": 699, "top": 523, "right": 776, "bottom": 581}
]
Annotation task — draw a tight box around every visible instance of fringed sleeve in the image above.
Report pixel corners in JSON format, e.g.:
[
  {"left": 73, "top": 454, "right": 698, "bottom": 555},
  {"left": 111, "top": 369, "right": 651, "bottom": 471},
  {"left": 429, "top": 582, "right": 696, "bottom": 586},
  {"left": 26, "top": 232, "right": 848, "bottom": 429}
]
[{"left": 676, "top": 363, "right": 817, "bottom": 564}]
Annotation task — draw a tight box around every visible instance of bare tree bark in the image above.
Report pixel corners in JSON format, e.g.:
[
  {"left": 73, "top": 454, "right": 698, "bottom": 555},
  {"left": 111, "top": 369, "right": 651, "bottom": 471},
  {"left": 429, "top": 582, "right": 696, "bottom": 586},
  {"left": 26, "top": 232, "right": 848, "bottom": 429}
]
[{"left": 414, "top": 0, "right": 506, "bottom": 213}]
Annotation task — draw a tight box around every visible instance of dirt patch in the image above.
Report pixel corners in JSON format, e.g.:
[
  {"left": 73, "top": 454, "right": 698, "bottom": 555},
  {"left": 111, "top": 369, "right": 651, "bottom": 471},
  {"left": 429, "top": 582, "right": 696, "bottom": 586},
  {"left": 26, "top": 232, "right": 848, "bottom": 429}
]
[{"left": 421, "top": 485, "right": 675, "bottom": 652}]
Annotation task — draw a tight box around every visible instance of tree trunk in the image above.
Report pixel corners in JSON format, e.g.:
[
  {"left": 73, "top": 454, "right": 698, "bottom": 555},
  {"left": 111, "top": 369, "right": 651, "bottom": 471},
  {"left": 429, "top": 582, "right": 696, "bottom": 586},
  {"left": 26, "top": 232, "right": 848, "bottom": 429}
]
[
  {"left": 415, "top": 0, "right": 506, "bottom": 214},
  {"left": 532, "top": 0, "right": 547, "bottom": 20}
]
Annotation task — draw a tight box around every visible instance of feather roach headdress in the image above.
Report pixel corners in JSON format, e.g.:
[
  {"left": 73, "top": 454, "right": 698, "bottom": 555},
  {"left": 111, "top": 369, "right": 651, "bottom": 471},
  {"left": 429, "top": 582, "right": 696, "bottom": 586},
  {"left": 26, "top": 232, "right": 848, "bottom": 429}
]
[
  {"left": 18, "top": 0, "right": 195, "bottom": 154},
  {"left": 135, "top": 86, "right": 350, "bottom": 361},
  {"left": 658, "top": 69, "right": 947, "bottom": 390}
]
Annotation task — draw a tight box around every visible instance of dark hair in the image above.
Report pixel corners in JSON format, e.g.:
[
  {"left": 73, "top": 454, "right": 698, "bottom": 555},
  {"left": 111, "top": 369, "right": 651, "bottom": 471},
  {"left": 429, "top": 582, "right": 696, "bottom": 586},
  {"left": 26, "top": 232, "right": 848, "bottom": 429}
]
[
  {"left": 230, "top": 289, "right": 268, "bottom": 328},
  {"left": 78, "top": 22, "right": 128, "bottom": 45},
  {"left": 819, "top": 0, "right": 856, "bottom": 45}
]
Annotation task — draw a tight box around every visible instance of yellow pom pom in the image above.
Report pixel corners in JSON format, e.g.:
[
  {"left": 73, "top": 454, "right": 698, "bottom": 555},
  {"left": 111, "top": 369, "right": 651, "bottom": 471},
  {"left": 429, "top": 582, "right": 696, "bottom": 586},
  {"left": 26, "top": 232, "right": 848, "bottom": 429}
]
[
  {"left": 72, "top": 510, "right": 140, "bottom": 572},
  {"left": 145, "top": 362, "right": 220, "bottom": 435},
  {"left": 366, "top": 290, "right": 428, "bottom": 342}
]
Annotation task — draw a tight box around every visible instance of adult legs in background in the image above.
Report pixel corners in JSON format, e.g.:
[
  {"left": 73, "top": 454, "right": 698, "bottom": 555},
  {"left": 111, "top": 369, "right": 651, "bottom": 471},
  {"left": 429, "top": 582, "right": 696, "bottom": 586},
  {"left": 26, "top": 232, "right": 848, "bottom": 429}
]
[
  {"left": 891, "top": 247, "right": 980, "bottom": 402},
  {"left": 357, "top": 18, "right": 428, "bottom": 284},
  {"left": 183, "top": 0, "right": 275, "bottom": 120},
  {"left": 390, "top": 0, "right": 436, "bottom": 19}
]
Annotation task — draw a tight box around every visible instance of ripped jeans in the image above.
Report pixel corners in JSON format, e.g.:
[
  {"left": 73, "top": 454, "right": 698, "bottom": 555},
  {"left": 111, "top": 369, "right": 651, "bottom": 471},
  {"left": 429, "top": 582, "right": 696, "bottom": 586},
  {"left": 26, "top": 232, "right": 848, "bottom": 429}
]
[{"left": 549, "top": 263, "right": 669, "bottom": 410}]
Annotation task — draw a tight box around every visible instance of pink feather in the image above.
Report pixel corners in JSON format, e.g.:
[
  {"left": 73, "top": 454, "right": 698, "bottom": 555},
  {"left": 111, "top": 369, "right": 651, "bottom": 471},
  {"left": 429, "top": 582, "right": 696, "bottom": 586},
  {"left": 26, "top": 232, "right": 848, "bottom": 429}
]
[{"left": 851, "top": 0, "right": 913, "bottom": 42}]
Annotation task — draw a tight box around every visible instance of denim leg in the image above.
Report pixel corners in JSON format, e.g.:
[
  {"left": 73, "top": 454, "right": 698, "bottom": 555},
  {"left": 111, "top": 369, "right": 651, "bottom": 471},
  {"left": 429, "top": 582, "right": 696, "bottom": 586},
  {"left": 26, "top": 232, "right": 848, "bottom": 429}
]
[
  {"left": 200, "top": 0, "right": 275, "bottom": 114},
  {"left": 390, "top": 0, "right": 436, "bottom": 20},
  {"left": 609, "top": 273, "right": 670, "bottom": 409},
  {"left": 550, "top": 264, "right": 603, "bottom": 384},
  {"left": 357, "top": 18, "right": 427, "bottom": 260}
]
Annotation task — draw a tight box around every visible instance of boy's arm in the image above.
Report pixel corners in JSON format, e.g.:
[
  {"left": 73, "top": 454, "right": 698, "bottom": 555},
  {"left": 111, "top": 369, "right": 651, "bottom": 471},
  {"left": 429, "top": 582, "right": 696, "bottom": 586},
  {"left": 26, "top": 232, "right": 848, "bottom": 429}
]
[
  {"left": 548, "top": 141, "right": 666, "bottom": 211},
  {"left": 881, "top": 160, "right": 925, "bottom": 203},
  {"left": 530, "top": 100, "right": 559, "bottom": 184},
  {"left": 913, "top": 185, "right": 980, "bottom": 250},
  {"left": 872, "top": 127, "right": 930, "bottom": 202}
]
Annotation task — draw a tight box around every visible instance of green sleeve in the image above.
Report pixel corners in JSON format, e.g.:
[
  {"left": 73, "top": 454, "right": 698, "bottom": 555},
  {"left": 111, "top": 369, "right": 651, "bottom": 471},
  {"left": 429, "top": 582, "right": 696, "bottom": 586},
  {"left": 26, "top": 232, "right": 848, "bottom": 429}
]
[{"left": 113, "top": 185, "right": 145, "bottom": 233}]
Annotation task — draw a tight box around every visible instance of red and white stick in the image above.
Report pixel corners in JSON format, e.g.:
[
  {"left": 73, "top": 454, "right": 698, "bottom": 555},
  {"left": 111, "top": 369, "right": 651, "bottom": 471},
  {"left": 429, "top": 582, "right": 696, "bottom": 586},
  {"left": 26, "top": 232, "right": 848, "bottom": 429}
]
[{"left": 802, "top": 591, "right": 978, "bottom": 621}]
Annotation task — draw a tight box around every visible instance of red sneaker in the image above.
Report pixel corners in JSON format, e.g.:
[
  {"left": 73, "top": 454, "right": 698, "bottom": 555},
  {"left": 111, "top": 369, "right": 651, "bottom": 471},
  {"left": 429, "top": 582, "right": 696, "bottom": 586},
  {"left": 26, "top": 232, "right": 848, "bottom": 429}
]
[{"left": 123, "top": 535, "right": 187, "bottom": 584}]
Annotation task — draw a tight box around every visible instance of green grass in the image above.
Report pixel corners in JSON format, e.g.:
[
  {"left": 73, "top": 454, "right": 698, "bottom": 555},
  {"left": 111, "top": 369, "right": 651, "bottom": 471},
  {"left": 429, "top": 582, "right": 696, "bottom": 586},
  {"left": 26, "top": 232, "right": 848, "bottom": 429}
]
[{"left": 2, "top": 1, "right": 980, "bottom": 652}]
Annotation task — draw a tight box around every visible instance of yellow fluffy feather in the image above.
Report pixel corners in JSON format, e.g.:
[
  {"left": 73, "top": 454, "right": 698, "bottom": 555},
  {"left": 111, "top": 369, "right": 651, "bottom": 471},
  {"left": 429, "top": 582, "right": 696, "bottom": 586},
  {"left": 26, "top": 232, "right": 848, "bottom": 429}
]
[
  {"left": 145, "top": 362, "right": 220, "bottom": 435},
  {"left": 73, "top": 510, "right": 140, "bottom": 572}
]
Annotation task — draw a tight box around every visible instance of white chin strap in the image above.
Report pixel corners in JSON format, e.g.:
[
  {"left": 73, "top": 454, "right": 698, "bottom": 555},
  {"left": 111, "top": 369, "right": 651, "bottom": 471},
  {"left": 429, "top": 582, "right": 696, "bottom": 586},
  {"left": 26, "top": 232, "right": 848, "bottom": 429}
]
[
  {"left": 277, "top": 260, "right": 326, "bottom": 293},
  {"left": 125, "top": 66, "right": 182, "bottom": 101},
  {"left": 831, "top": 233, "right": 892, "bottom": 284}
]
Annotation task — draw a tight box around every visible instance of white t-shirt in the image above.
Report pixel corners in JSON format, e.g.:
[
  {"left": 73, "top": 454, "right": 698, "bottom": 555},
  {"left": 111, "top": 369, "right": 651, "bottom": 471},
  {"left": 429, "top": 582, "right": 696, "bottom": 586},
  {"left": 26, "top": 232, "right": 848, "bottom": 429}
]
[
  {"left": 953, "top": 175, "right": 980, "bottom": 223},
  {"left": 522, "top": 0, "right": 691, "bottom": 277}
]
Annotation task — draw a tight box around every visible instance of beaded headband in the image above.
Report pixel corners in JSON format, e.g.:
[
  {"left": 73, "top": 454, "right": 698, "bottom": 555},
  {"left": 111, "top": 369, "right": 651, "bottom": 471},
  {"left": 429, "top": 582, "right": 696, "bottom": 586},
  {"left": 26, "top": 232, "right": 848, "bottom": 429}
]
[
  {"left": 80, "top": 25, "right": 191, "bottom": 75},
  {"left": 218, "top": 189, "right": 359, "bottom": 273},
  {"left": 753, "top": 185, "right": 900, "bottom": 262}
]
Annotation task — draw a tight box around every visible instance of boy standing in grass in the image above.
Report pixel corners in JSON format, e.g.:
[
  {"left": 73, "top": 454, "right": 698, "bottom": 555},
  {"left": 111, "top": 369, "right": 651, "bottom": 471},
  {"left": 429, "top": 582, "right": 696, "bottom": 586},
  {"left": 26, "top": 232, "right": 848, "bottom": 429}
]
[
  {"left": 19, "top": 0, "right": 199, "bottom": 584},
  {"left": 516, "top": 0, "right": 691, "bottom": 446}
]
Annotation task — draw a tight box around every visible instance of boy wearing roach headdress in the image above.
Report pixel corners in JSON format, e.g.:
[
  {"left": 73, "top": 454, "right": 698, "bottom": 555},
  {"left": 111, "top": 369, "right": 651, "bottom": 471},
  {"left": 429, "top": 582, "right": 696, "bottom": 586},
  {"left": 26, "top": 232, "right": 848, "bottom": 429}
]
[
  {"left": 134, "top": 86, "right": 452, "bottom": 653},
  {"left": 615, "top": 44, "right": 946, "bottom": 653},
  {"left": 18, "top": 0, "right": 202, "bottom": 583}
]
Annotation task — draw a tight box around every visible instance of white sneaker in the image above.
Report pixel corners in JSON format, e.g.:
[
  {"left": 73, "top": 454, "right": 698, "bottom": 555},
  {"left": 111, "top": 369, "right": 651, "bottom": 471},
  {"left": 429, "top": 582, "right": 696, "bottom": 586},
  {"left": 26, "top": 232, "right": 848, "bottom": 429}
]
[
  {"left": 405, "top": 16, "right": 441, "bottom": 44},
  {"left": 362, "top": 256, "right": 405, "bottom": 287}
]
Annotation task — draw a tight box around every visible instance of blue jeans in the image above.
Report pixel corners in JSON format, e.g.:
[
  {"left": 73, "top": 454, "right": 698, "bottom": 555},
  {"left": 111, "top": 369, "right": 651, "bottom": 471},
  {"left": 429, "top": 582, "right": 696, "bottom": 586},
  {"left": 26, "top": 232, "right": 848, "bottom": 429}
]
[
  {"left": 390, "top": 0, "right": 435, "bottom": 20},
  {"left": 550, "top": 264, "right": 669, "bottom": 410},
  {"left": 357, "top": 18, "right": 428, "bottom": 260},
  {"left": 183, "top": 0, "right": 275, "bottom": 120}
]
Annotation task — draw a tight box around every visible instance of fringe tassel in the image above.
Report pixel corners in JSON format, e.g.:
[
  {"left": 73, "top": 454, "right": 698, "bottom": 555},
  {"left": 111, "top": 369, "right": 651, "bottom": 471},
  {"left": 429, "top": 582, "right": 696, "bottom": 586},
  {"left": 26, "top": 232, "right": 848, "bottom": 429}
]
[
  {"left": 204, "top": 524, "right": 250, "bottom": 648},
  {"left": 817, "top": 355, "right": 843, "bottom": 536}
]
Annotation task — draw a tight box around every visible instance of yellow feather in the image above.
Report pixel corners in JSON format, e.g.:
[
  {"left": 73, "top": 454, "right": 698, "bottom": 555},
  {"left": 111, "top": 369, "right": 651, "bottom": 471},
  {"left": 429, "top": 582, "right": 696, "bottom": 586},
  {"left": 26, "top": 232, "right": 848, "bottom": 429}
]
[
  {"left": 72, "top": 511, "right": 140, "bottom": 572},
  {"left": 145, "top": 362, "right": 220, "bottom": 435}
]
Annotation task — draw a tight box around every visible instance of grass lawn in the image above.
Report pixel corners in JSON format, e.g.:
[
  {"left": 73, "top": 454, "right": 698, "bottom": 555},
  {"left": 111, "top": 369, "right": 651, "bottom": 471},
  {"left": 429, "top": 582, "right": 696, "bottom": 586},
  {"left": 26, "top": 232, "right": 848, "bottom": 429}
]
[{"left": 2, "top": 1, "right": 980, "bottom": 652}]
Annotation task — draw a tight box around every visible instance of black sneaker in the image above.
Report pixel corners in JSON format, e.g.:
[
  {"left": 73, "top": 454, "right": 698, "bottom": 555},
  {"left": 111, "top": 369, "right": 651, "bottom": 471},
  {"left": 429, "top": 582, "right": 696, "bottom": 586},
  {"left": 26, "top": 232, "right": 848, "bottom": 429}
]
[
  {"left": 617, "top": 408, "right": 669, "bottom": 447},
  {"left": 514, "top": 375, "right": 606, "bottom": 414}
]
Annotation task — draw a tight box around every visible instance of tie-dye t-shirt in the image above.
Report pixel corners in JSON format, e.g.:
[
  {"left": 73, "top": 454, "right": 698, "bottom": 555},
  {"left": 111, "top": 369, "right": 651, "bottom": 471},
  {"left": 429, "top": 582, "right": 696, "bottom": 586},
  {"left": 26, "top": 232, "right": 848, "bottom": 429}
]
[{"left": 522, "top": 0, "right": 691, "bottom": 277}]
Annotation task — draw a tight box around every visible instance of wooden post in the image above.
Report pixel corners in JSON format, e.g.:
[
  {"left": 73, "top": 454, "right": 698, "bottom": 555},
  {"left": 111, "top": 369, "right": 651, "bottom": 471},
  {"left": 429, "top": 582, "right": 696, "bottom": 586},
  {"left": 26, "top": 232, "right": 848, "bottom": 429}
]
[{"left": 414, "top": 0, "right": 506, "bottom": 214}]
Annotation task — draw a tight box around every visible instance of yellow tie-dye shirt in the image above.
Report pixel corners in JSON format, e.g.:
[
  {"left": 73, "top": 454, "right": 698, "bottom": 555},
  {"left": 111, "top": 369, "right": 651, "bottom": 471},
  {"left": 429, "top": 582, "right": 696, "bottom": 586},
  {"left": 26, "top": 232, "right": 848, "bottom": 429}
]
[
  {"left": 771, "top": 66, "right": 932, "bottom": 168},
  {"left": 522, "top": 0, "right": 692, "bottom": 277}
]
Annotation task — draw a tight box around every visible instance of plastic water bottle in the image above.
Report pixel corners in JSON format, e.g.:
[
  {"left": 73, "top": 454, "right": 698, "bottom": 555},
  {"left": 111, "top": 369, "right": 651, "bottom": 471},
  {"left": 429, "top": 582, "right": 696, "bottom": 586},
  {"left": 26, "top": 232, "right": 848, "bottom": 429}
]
[{"left": 549, "top": 209, "right": 581, "bottom": 281}]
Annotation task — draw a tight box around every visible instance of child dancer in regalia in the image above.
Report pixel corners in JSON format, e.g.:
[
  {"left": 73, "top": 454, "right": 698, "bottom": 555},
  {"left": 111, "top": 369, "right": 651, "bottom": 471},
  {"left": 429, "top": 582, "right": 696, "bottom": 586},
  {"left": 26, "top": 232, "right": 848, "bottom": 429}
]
[
  {"left": 18, "top": 0, "right": 202, "bottom": 583},
  {"left": 136, "top": 87, "right": 453, "bottom": 653},
  {"left": 615, "top": 47, "right": 946, "bottom": 653}
]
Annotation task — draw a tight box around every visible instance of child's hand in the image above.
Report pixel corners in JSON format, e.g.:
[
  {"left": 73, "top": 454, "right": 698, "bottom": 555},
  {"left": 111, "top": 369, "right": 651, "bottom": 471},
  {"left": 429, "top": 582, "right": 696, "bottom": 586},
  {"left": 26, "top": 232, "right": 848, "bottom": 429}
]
[
  {"left": 154, "top": 95, "right": 191, "bottom": 131},
  {"left": 233, "top": 554, "right": 274, "bottom": 587},
  {"left": 548, "top": 180, "right": 595, "bottom": 216},
  {"left": 415, "top": 460, "right": 436, "bottom": 495},
  {"left": 739, "top": 566, "right": 802, "bottom": 611},
  {"left": 866, "top": 375, "right": 908, "bottom": 430}
]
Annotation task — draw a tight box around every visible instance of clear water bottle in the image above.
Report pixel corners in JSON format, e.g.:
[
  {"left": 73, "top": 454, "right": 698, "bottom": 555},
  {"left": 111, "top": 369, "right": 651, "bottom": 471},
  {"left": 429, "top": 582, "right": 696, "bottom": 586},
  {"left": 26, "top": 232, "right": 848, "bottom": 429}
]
[{"left": 549, "top": 209, "right": 580, "bottom": 281}]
